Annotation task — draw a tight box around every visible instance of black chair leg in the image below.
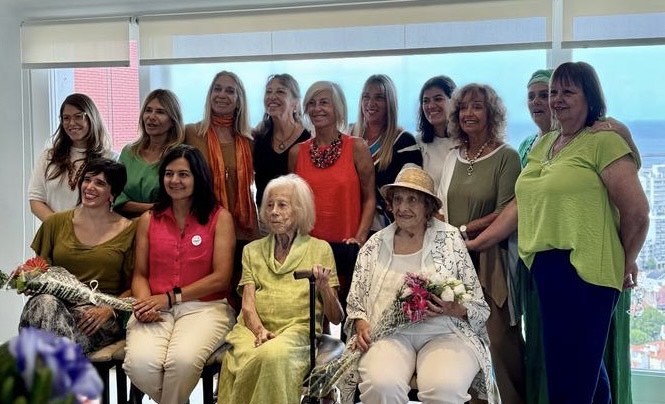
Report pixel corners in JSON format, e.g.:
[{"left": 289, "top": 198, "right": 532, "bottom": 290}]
[
  {"left": 115, "top": 362, "right": 128, "bottom": 404},
  {"left": 93, "top": 363, "right": 112, "bottom": 404}
]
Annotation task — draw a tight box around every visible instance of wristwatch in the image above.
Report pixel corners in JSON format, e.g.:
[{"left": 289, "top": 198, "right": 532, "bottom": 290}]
[
  {"left": 173, "top": 287, "right": 182, "bottom": 305},
  {"left": 459, "top": 225, "right": 469, "bottom": 241}
]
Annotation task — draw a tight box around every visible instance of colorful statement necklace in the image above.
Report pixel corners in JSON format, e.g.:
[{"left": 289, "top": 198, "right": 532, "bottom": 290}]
[{"left": 309, "top": 135, "right": 342, "bottom": 169}]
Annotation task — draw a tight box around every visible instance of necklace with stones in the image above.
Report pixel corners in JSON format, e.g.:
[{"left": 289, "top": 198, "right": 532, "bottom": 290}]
[
  {"left": 309, "top": 134, "right": 342, "bottom": 169},
  {"left": 464, "top": 138, "right": 492, "bottom": 176}
]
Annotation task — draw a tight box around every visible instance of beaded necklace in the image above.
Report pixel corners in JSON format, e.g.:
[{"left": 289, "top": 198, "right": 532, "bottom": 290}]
[
  {"left": 464, "top": 138, "right": 492, "bottom": 176},
  {"left": 309, "top": 134, "right": 342, "bottom": 169}
]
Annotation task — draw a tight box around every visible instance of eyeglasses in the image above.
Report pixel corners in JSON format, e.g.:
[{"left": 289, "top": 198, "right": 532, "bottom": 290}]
[{"left": 60, "top": 112, "right": 87, "bottom": 125}]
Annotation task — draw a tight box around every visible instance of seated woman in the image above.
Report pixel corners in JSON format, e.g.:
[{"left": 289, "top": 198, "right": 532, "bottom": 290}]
[
  {"left": 123, "top": 145, "right": 236, "bottom": 404},
  {"left": 20, "top": 158, "right": 136, "bottom": 354},
  {"left": 345, "top": 164, "right": 496, "bottom": 404},
  {"left": 218, "top": 174, "right": 343, "bottom": 404}
]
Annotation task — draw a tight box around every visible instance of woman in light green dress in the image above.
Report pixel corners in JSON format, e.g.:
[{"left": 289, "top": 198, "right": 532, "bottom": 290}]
[{"left": 218, "top": 174, "right": 343, "bottom": 404}]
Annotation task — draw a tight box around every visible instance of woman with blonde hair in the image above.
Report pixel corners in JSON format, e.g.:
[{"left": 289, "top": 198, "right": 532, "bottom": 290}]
[
  {"left": 352, "top": 74, "right": 422, "bottom": 231},
  {"left": 289, "top": 81, "right": 375, "bottom": 331},
  {"left": 186, "top": 70, "right": 258, "bottom": 309},
  {"left": 29, "top": 93, "right": 114, "bottom": 221},
  {"left": 116, "top": 89, "right": 185, "bottom": 217},
  {"left": 253, "top": 74, "right": 311, "bottom": 210}
]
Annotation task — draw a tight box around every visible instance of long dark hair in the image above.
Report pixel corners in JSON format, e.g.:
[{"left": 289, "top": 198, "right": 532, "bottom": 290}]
[
  {"left": 551, "top": 61, "right": 606, "bottom": 127},
  {"left": 153, "top": 144, "right": 217, "bottom": 225},
  {"left": 47, "top": 93, "right": 109, "bottom": 181},
  {"left": 417, "top": 75, "right": 456, "bottom": 143}
]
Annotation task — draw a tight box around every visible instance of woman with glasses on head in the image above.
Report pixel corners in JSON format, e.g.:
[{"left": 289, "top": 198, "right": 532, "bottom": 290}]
[
  {"left": 29, "top": 93, "right": 115, "bottom": 221},
  {"left": 351, "top": 74, "right": 422, "bottom": 232},
  {"left": 115, "top": 89, "right": 185, "bottom": 218},
  {"left": 253, "top": 74, "right": 311, "bottom": 224}
]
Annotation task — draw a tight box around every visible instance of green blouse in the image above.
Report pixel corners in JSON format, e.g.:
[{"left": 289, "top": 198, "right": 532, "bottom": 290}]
[
  {"left": 516, "top": 130, "right": 635, "bottom": 290},
  {"left": 115, "top": 145, "right": 160, "bottom": 210}
]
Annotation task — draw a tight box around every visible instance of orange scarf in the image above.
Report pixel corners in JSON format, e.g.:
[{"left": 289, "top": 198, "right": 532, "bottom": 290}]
[{"left": 206, "top": 116, "right": 257, "bottom": 236}]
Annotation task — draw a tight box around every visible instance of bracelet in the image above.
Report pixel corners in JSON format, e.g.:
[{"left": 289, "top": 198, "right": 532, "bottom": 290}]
[
  {"left": 165, "top": 292, "right": 172, "bottom": 309},
  {"left": 173, "top": 287, "right": 182, "bottom": 305}
]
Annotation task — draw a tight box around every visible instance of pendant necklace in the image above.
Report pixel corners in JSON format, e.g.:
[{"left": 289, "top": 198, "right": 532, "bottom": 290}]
[
  {"left": 274, "top": 124, "right": 299, "bottom": 151},
  {"left": 464, "top": 138, "right": 492, "bottom": 176}
]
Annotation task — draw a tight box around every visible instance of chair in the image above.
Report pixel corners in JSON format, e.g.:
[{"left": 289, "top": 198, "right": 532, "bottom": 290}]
[
  {"left": 119, "top": 343, "right": 230, "bottom": 404},
  {"left": 88, "top": 339, "right": 127, "bottom": 404}
]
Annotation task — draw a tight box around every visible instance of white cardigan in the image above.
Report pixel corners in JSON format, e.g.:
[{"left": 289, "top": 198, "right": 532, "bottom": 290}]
[{"left": 343, "top": 219, "right": 498, "bottom": 403}]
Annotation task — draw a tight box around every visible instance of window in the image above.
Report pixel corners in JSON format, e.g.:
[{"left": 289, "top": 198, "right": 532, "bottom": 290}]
[{"left": 574, "top": 45, "right": 665, "bottom": 373}]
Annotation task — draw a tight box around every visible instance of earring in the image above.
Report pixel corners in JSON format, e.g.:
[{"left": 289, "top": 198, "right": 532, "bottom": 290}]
[{"left": 109, "top": 197, "right": 114, "bottom": 213}]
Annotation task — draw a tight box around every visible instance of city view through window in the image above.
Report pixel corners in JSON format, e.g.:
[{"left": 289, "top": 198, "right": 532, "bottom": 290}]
[{"left": 50, "top": 46, "right": 665, "bottom": 372}]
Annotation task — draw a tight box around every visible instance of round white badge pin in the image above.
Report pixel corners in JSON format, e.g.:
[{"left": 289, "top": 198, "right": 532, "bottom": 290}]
[{"left": 191, "top": 235, "right": 202, "bottom": 246}]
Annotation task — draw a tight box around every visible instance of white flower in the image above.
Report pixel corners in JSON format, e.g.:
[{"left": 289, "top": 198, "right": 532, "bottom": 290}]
[
  {"left": 453, "top": 283, "right": 467, "bottom": 296},
  {"left": 459, "top": 293, "right": 473, "bottom": 302},
  {"left": 440, "top": 286, "right": 455, "bottom": 302},
  {"left": 400, "top": 288, "right": 413, "bottom": 299}
]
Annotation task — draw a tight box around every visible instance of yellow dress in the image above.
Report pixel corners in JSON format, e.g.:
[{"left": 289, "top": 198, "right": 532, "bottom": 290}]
[{"left": 218, "top": 233, "right": 338, "bottom": 404}]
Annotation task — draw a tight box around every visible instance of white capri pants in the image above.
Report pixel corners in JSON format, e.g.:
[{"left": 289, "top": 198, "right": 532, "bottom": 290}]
[
  {"left": 123, "top": 300, "right": 235, "bottom": 404},
  {"left": 358, "top": 331, "right": 480, "bottom": 404}
]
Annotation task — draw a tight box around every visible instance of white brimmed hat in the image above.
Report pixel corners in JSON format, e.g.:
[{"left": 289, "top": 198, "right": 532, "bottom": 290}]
[{"left": 380, "top": 164, "right": 442, "bottom": 210}]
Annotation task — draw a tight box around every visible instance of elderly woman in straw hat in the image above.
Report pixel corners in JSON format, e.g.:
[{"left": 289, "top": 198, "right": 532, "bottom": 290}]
[{"left": 344, "top": 164, "right": 497, "bottom": 404}]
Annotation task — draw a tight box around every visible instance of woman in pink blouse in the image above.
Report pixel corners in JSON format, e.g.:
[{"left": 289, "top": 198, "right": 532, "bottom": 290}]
[{"left": 123, "top": 144, "right": 236, "bottom": 404}]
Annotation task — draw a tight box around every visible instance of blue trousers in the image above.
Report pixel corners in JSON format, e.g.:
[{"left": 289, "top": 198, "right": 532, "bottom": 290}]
[{"left": 531, "top": 249, "right": 620, "bottom": 404}]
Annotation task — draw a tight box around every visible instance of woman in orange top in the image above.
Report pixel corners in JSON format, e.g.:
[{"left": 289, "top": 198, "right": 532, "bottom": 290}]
[
  {"left": 288, "top": 81, "right": 375, "bottom": 326},
  {"left": 186, "top": 71, "right": 258, "bottom": 310}
]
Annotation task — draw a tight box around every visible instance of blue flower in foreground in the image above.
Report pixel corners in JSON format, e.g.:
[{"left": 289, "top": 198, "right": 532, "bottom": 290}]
[{"left": 9, "top": 327, "right": 103, "bottom": 400}]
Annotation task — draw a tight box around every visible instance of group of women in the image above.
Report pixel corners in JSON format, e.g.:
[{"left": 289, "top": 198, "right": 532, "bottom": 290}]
[{"left": 18, "top": 61, "right": 647, "bottom": 404}]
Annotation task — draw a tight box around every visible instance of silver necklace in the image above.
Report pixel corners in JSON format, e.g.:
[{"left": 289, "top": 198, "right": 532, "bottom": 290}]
[
  {"left": 544, "top": 127, "right": 586, "bottom": 165},
  {"left": 464, "top": 138, "right": 492, "bottom": 176}
]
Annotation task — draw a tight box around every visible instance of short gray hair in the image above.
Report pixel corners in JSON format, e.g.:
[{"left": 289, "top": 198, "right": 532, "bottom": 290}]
[{"left": 260, "top": 174, "right": 316, "bottom": 235}]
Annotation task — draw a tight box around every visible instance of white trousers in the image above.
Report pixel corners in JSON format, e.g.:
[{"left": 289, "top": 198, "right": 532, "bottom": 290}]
[
  {"left": 358, "top": 331, "right": 480, "bottom": 404},
  {"left": 123, "top": 300, "right": 235, "bottom": 404}
]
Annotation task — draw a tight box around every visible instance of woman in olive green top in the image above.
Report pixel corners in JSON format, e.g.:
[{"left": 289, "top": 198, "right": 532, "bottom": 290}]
[{"left": 20, "top": 159, "right": 136, "bottom": 354}]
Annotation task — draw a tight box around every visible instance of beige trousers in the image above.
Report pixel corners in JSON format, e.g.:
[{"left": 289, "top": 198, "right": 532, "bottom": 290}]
[{"left": 123, "top": 300, "right": 236, "bottom": 404}]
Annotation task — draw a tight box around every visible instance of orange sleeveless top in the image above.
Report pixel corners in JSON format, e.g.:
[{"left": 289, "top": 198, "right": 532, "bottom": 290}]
[{"left": 295, "top": 134, "right": 361, "bottom": 242}]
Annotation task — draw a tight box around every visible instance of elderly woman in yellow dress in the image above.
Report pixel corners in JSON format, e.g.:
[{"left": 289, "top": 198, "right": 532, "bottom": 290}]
[
  {"left": 344, "top": 164, "right": 496, "bottom": 404},
  {"left": 218, "top": 174, "right": 343, "bottom": 404}
]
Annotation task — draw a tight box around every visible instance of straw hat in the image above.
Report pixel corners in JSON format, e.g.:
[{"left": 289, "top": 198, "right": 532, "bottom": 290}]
[{"left": 380, "top": 164, "right": 442, "bottom": 210}]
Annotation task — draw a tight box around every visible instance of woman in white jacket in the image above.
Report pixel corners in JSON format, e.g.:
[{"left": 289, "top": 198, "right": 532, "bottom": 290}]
[{"left": 343, "top": 164, "right": 497, "bottom": 404}]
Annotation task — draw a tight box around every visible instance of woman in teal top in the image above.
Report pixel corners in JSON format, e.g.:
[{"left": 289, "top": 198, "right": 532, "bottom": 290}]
[{"left": 116, "top": 89, "right": 185, "bottom": 217}]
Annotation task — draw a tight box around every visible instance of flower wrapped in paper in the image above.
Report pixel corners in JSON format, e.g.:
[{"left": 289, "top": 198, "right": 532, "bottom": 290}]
[
  {"left": 3, "top": 256, "right": 134, "bottom": 312},
  {"left": 0, "top": 327, "right": 103, "bottom": 403},
  {"left": 305, "top": 272, "right": 473, "bottom": 398}
]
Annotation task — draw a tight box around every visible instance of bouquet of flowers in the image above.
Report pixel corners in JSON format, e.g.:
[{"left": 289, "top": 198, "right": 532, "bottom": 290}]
[
  {"left": 2, "top": 257, "right": 134, "bottom": 312},
  {"left": 0, "top": 327, "right": 103, "bottom": 403},
  {"left": 306, "top": 272, "right": 473, "bottom": 398}
]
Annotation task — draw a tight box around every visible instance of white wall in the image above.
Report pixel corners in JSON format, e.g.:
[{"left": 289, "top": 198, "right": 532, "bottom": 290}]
[{"left": 0, "top": 0, "right": 28, "bottom": 343}]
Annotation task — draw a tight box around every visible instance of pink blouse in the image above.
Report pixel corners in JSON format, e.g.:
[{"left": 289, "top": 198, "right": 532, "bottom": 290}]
[{"left": 148, "top": 206, "right": 224, "bottom": 301}]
